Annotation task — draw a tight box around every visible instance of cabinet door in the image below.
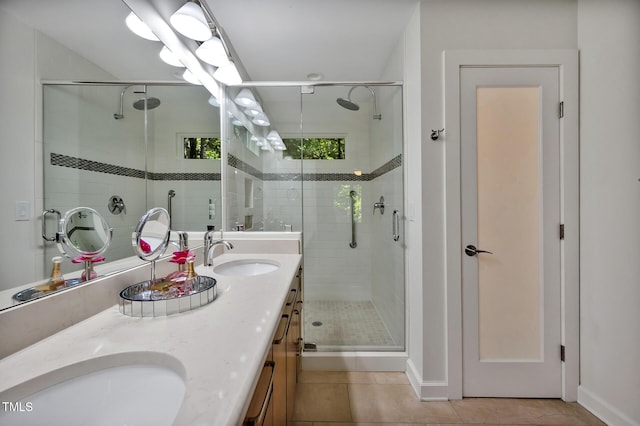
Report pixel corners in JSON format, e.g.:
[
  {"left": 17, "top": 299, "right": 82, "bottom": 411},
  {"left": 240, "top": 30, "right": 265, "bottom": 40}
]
[
  {"left": 244, "top": 361, "right": 274, "bottom": 426},
  {"left": 272, "top": 315, "right": 288, "bottom": 425}
]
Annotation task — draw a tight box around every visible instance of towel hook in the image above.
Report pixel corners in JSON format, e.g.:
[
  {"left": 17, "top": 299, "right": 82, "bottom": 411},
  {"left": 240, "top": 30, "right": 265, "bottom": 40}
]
[{"left": 430, "top": 128, "right": 445, "bottom": 141}]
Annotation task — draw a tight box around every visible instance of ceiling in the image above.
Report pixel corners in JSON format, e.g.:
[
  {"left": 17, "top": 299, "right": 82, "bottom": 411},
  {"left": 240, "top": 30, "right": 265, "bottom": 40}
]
[{"left": 0, "top": 0, "right": 418, "bottom": 83}]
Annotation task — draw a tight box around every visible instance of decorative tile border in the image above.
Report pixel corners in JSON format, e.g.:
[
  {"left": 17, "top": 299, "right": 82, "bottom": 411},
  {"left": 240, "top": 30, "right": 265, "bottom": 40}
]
[
  {"left": 51, "top": 153, "right": 220, "bottom": 181},
  {"left": 51, "top": 152, "right": 400, "bottom": 183},
  {"left": 51, "top": 153, "right": 145, "bottom": 178},
  {"left": 228, "top": 153, "right": 402, "bottom": 182}
]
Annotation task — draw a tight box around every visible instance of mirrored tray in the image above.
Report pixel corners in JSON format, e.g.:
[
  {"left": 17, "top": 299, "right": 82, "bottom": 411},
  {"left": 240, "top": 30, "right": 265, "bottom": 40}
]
[{"left": 119, "top": 275, "right": 217, "bottom": 317}]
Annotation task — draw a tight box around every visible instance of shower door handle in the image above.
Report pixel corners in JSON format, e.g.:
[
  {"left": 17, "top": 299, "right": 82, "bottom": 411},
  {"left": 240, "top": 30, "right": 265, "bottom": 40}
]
[
  {"left": 349, "top": 191, "right": 357, "bottom": 248},
  {"left": 42, "top": 209, "right": 61, "bottom": 242},
  {"left": 392, "top": 210, "right": 400, "bottom": 242}
]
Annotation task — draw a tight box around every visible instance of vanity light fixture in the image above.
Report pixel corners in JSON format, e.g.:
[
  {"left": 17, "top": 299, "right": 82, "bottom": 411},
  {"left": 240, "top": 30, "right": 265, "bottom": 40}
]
[
  {"left": 125, "top": 12, "right": 159, "bottom": 41},
  {"left": 208, "top": 95, "right": 220, "bottom": 107},
  {"left": 245, "top": 104, "right": 263, "bottom": 117},
  {"left": 267, "top": 130, "right": 282, "bottom": 142},
  {"left": 169, "top": 2, "right": 212, "bottom": 41},
  {"left": 196, "top": 36, "right": 229, "bottom": 67},
  {"left": 234, "top": 88, "right": 258, "bottom": 108},
  {"left": 214, "top": 61, "right": 242, "bottom": 85},
  {"left": 252, "top": 113, "right": 270, "bottom": 127},
  {"left": 159, "top": 46, "right": 185, "bottom": 67},
  {"left": 182, "top": 69, "right": 202, "bottom": 85}
]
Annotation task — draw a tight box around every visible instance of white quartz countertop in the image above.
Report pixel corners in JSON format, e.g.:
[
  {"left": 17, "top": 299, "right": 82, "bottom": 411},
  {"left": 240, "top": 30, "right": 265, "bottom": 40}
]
[{"left": 0, "top": 252, "right": 302, "bottom": 426}]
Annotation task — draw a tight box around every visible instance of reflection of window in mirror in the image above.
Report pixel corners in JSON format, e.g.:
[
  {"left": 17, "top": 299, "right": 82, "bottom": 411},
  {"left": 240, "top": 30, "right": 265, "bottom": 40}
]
[
  {"left": 179, "top": 134, "right": 221, "bottom": 159},
  {"left": 282, "top": 137, "right": 345, "bottom": 160},
  {"left": 244, "top": 178, "right": 254, "bottom": 208}
]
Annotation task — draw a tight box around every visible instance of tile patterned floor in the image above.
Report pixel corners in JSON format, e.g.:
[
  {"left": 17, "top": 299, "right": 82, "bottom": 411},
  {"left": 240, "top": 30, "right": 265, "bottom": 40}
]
[
  {"left": 293, "top": 371, "right": 606, "bottom": 425},
  {"left": 303, "top": 301, "right": 397, "bottom": 349}
]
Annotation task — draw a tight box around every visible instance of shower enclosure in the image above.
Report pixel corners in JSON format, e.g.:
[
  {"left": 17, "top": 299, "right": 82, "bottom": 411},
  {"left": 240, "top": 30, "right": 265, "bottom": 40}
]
[{"left": 224, "top": 83, "right": 405, "bottom": 352}]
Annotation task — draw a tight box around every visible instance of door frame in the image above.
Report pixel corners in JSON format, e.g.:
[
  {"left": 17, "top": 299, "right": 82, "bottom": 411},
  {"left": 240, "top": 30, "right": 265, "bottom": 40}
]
[{"left": 443, "top": 50, "right": 579, "bottom": 401}]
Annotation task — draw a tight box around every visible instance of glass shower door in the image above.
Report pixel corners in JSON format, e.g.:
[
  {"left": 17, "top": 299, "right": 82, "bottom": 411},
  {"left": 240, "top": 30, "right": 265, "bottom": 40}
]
[{"left": 301, "top": 84, "right": 404, "bottom": 351}]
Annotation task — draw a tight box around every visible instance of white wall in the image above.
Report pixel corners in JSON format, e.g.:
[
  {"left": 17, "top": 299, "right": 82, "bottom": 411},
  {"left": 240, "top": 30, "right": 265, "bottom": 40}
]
[
  {"left": 0, "top": 8, "right": 114, "bottom": 291},
  {"left": 577, "top": 1, "right": 640, "bottom": 424},
  {"left": 402, "top": 2, "right": 425, "bottom": 391},
  {"left": 413, "top": 0, "right": 578, "bottom": 398}
]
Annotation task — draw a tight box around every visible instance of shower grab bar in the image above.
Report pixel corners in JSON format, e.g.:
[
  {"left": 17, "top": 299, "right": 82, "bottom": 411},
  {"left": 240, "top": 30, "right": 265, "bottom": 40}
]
[
  {"left": 349, "top": 190, "right": 357, "bottom": 248},
  {"left": 393, "top": 210, "right": 400, "bottom": 242},
  {"left": 168, "top": 190, "right": 175, "bottom": 228}
]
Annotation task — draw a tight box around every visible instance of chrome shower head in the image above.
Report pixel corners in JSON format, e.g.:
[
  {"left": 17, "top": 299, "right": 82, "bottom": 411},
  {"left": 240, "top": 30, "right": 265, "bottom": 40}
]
[
  {"left": 336, "top": 97, "right": 360, "bottom": 111},
  {"left": 114, "top": 85, "right": 160, "bottom": 119},
  {"left": 133, "top": 97, "right": 161, "bottom": 111},
  {"left": 336, "top": 86, "right": 382, "bottom": 119}
]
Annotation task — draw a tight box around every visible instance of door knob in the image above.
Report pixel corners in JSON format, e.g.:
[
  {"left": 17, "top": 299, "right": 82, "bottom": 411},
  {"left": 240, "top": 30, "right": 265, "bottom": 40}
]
[{"left": 465, "top": 244, "right": 493, "bottom": 257}]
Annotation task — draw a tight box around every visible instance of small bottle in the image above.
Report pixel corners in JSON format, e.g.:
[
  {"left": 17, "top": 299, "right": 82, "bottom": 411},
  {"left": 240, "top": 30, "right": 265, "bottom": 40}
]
[
  {"left": 184, "top": 260, "right": 198, "bottom": 293},
  {"left": 48, "top": 256, "right": 65, "bottom": 290}
]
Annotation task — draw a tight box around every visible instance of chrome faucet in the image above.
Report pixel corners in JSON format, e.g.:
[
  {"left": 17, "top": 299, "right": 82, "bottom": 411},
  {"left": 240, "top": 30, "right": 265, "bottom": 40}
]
[
  {"left": 169, "top": 230, "right": 189, "bottom": 251},
  {"left": 204, "top": 230, "right": 233, "bottom": 266}
]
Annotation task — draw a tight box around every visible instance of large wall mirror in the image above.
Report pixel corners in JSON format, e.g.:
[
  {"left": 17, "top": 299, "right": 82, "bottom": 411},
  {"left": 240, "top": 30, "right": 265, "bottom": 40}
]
[{"left": 0, "top": 83, "right": 221, "bottom": 311}]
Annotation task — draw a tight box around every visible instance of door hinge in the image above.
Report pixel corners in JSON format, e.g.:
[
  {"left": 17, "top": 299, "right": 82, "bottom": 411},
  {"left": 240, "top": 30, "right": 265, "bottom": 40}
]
[
  {"left": 560, "top": 224, "right": 565, "bottom": 240},
  {"left": 559, "top": 101, "right": 564, "bottom": 118},
  {"left": 560, "top": 345, "right": 566, "bottom": 362}
]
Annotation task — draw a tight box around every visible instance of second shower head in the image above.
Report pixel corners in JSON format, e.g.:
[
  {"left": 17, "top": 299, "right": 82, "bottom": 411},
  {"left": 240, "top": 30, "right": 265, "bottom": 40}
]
[
  {"left": 114, "top": 85, "right": 161, "bottom": 120},
  {"left": 336, "top": 86, "right": 382, "bottom": 120}
]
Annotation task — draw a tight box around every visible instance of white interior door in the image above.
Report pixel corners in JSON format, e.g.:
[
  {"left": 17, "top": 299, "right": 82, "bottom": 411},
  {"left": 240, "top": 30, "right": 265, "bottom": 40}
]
[{"left": 461, "top": 66, "right": 562, "bottom": 397}]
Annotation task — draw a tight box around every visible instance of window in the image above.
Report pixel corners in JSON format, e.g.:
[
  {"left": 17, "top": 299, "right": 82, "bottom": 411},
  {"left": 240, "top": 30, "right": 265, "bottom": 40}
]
[
  {"left": 282, "top": 137, "right": 345, "bottom": 160},
  {"left": 182, "top": 136, "right": 221, "bottom": 159}
]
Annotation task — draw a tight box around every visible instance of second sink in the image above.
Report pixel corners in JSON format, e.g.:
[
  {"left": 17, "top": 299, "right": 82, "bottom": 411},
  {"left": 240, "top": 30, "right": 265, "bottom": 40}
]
[{"left": 213, "top": 259, "right": 280, "bottom": 276}]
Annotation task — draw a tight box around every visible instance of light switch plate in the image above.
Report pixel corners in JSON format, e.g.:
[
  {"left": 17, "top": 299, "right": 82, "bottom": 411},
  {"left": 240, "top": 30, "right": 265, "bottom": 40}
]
[
  {"left": 408, "top": 202, "right": 416, "bottom": 221},
  {"left": 15, "top": 201, "right": 30, "bottom": 221}
]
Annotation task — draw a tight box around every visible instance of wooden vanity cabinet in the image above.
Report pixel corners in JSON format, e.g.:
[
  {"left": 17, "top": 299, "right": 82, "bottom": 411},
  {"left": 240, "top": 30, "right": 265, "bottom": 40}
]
[
  {"left": 245, "top": 266, "right": 303, "bottom": 426},
  {"left": 287, "top": 268, "right": 302, "bottom": 423},
  {"left": 243, "top": 353, "right": 274, "bottom": 426}
]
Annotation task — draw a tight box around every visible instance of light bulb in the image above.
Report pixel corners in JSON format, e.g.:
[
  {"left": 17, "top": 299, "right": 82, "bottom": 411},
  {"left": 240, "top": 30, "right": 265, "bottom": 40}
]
[
  {"left": 170, "top": 2, "right": 212, "bottom": 41},
  {"left": 125, "top": 12, "right": 159, "bottom": 41}
]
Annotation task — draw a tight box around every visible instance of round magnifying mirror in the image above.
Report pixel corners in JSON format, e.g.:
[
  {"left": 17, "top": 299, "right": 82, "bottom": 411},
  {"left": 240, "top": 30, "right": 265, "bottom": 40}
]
[
  {"left": 133, "top": 207, "right": 171, "bottom": 262},
  {"left": 57, "top": 207, "right": 113, "bottom": 260}
]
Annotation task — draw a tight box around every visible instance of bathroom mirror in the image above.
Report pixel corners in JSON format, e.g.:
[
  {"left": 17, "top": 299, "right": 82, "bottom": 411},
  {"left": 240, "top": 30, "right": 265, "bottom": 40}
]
[
  {"left": 57, "top": 207, "right": 113, "bottom": 260},
  {"left": 133, "top": 207, "right": 171, "bottom": 262},
  {"left": 0, "top": 83, "right": 223, "bottom": 312}
]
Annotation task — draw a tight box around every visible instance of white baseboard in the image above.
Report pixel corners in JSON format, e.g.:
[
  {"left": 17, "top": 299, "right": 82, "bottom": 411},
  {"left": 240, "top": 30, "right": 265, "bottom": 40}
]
[
  {"left": 578, "top": 385, "right": 638, "bottom": 426},
  {"left": 301, "top": 351, "right": 407, "bottom": 372},
  {"left": 406, "top": 359, "right": 449, "bottom": 401}
]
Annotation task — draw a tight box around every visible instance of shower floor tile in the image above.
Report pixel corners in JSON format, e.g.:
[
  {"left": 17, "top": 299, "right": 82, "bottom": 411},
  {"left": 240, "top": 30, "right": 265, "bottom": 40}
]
[{"left": 303, "top": 301, "right": 397, "bottom": 349}]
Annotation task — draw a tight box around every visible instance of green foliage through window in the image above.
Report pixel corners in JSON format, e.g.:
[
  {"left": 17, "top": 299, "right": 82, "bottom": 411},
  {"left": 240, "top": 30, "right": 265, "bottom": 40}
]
[
  {"left": 282, "top": 138, "right": 345, "bottom": 160},
  {"left": 183, "top": 137, "right": 221, "bottom": 159}
]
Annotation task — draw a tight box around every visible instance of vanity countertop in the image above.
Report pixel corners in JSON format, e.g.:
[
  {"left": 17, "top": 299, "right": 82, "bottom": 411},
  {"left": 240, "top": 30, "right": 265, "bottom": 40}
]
[{"left": 0, "top": 252, "right": 302, "bottom": 426}]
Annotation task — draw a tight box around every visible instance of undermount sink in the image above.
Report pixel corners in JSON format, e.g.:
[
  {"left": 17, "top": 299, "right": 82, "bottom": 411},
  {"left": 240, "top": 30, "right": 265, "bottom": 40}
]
[
  {"left": 213, "top": 259, "right": 280, "bottom": 276},
  {"left": 0, "top": 358, "right": 185, "bottom": 426}
]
